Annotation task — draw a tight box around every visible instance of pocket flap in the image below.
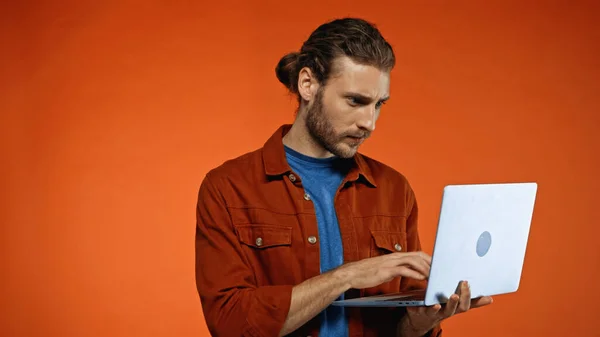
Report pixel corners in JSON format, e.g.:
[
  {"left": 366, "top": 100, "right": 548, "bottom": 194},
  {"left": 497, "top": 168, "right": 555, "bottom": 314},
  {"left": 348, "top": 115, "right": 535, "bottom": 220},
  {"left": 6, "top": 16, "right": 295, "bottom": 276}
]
[
  {"left": 370, "top": 230, "right": 407, "bottom": 252},
  {"left": 236, "top": 225, "right": 292, "bottom": 249}
]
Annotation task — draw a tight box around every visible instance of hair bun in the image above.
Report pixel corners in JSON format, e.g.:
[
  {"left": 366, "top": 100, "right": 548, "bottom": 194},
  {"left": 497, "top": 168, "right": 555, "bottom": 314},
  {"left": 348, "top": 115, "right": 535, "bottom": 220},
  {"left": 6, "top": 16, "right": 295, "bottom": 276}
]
[{"left": 275, "top": 52, "right": 300, "bottom": 93}]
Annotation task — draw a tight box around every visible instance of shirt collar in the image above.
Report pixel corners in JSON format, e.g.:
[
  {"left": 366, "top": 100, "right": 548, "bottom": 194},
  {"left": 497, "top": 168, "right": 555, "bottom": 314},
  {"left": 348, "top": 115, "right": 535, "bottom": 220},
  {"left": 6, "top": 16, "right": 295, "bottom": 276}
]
[{"left": 261, "top": 124, "right": 377, "bottom": 187}]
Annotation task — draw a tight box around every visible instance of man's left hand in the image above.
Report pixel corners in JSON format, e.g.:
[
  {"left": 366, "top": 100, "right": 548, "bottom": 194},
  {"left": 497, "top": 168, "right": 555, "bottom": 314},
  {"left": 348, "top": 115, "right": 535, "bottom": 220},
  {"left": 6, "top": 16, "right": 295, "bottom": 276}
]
[{"left": 401, "top": 281, "right": 493, "bottom": 336}]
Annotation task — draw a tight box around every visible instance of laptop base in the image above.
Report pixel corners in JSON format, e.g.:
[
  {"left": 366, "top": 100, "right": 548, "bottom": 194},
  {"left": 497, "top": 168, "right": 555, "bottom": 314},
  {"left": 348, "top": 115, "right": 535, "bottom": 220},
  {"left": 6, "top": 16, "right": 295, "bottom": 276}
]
[{"left": 332, "top": 289, "right": 427, "bottom": 307}]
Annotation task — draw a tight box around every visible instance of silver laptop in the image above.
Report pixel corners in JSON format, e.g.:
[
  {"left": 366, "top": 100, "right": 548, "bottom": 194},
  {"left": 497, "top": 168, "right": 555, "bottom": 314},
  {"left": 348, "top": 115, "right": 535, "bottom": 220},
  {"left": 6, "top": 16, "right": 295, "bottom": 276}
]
[{"left": 332, "top": 182, "right": 538, "bottom": 307}]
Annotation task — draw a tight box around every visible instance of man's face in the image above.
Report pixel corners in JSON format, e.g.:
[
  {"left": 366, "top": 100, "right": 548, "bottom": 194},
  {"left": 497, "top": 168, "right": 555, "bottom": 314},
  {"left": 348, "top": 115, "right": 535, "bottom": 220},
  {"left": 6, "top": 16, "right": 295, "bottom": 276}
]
[{"left": 305, "top": 56, "right": 390, "bottom": 158}]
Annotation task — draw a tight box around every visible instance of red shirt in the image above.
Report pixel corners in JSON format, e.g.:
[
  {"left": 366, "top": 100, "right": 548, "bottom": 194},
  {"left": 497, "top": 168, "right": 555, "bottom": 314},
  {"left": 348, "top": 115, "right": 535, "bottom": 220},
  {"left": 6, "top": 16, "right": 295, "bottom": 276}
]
[{"left": 195, "top": 124, "right": 442, "bottom": 337}]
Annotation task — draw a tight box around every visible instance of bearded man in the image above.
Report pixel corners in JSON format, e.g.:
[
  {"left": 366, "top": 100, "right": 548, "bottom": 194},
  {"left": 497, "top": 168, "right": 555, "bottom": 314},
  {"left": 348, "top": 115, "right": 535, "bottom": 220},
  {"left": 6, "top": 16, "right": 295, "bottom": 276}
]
[{"left": 194, "top": 17, "right": 492, "bottom": 337}]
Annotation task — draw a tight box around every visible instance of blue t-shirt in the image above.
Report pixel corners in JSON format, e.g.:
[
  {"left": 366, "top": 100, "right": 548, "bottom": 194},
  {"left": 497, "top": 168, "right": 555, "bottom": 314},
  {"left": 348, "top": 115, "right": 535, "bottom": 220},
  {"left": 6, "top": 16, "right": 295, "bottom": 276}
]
[{"left": 284, "top": 145, "right": 351, "bottom": 337}]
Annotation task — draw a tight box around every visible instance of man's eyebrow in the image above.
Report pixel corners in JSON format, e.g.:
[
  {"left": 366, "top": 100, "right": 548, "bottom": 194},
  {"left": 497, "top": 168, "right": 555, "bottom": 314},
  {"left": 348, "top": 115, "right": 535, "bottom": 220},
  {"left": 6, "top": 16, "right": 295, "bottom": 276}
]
[{"left": 344, "top": 92, "right": 390, "bottom": 102}]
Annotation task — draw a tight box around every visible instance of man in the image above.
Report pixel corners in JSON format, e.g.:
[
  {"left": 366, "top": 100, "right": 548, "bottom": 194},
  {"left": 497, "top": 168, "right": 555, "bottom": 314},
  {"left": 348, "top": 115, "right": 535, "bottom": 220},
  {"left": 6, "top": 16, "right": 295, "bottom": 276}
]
[{"left": 195, "top": 17, "right": 492, "bottom": 337}]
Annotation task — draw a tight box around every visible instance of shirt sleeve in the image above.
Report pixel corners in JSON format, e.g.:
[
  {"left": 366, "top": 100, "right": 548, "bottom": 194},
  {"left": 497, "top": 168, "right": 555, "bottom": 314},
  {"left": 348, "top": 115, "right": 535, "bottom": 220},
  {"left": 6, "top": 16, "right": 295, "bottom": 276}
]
[
  {"left": 401, "top": 190, "right": 443, "bottom": 337},
  {"left": 195, "top": 172, "right": 293, "bottom": 337}
]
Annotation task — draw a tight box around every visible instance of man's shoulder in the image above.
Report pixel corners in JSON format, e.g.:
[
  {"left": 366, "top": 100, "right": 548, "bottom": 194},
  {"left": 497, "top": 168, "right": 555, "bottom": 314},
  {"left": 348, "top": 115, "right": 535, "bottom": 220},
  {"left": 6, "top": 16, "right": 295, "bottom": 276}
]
[{"left": 204, "top": 147, "right": 264, "bottom": 182}]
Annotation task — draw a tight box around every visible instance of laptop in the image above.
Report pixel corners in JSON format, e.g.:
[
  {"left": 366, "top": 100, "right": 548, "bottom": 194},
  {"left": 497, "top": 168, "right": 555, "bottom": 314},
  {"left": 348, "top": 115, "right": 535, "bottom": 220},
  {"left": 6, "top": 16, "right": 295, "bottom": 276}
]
[{"left": 332, "top": 182, "right": 538, "bottom": 307}]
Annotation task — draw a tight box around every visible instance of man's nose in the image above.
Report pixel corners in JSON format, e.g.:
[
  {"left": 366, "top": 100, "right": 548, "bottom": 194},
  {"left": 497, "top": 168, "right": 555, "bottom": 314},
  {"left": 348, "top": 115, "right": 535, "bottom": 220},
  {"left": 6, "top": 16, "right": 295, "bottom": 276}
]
[{"left": 356, "top": 106, "right": 376, "bottom": 132}]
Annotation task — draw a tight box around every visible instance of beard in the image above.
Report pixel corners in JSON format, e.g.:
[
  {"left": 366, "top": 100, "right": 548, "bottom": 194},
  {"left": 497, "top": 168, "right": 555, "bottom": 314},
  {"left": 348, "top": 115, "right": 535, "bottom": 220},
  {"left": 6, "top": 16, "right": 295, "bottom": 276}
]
[{"left": 305, "top": 88, "right": 369, "bottom": 158}]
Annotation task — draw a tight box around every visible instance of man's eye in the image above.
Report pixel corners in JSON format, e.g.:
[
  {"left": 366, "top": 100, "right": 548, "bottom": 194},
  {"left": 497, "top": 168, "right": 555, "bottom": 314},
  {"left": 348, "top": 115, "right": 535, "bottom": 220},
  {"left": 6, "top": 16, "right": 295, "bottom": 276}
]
[
  {"left": 347, "top": 97, "right": 359, "bottom": 106},
  {"left": 376, "top": 101, "right": 386, "bottom": 109}
]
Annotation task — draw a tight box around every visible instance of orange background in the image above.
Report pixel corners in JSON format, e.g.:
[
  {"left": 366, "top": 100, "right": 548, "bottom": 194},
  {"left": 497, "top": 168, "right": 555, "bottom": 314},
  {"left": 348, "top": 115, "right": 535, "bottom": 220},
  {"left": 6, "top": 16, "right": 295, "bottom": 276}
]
[{"left": 2, "top": 1, "right": 599, "bottom": 336}]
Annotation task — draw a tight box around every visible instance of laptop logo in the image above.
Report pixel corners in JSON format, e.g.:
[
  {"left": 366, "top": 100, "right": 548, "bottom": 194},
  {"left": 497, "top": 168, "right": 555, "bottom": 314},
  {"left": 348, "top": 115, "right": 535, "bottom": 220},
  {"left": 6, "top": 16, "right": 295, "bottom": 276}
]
[{"left": 476, "top": 231, "right": 492, "bottom": 257}]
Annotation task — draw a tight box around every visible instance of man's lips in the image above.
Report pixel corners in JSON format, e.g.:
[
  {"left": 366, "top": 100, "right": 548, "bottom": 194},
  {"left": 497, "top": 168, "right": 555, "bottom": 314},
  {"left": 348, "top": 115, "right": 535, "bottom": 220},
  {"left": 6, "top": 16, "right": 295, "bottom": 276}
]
[{"left": 345, "top": 135, "right": 367, "bottom": 144}]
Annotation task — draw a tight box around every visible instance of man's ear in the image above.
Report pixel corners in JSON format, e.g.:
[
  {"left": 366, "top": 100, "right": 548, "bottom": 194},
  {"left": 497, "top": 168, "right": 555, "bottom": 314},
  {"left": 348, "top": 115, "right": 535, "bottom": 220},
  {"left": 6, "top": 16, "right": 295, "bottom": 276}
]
[{"left": 297, "top": 67, "right": 320, "bottom": 102}]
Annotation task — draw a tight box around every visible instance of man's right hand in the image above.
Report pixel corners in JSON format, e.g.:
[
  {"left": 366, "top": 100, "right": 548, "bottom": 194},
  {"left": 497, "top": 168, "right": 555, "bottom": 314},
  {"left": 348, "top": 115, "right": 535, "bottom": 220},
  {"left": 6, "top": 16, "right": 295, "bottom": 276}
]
[
  {"left": 279, "top": 251, "right": 431, "bottom": 336},
  {"left": 335, "top": 252, "right": 432, "bottom": 290}
]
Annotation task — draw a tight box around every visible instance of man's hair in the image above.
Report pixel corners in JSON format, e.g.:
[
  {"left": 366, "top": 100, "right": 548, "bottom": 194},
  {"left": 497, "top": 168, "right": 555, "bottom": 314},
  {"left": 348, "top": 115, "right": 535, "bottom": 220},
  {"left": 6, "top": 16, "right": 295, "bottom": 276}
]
[{"left": 275, "top": 17, "right": 395, "bottom": 100}]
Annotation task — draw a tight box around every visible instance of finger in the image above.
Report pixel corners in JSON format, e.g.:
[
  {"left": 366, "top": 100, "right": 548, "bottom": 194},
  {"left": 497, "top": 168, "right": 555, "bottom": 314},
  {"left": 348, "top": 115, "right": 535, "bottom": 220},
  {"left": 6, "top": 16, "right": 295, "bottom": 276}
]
[
  {"left": 386, "top": 254, "right": 430, "bottom": 277},
  {"left": 410, "top": 256, "right": 431, "bottom": 277},
  {"left": 418, "top": 251, "right": 433, "bottom": 265},
  {"left": 457, "top": 281, "right": 471, "bottom": 313},
  {"left": 407, "top": 302, "right": 439, "bottom": 317},
  {"left": 406, "top": 305, "right": 425, "bottom": 315},
  {"left": 390, "top": 265, "right": 427, "bottom": 280},
  {"left": 399, "top": 251, "right": 432, "bottom": 266},
  {"left": 441, "top": 294, "right": 460, "bottom": 318},
  {"left": 470, "top": 296, "right": 493, "bottom": 309},
  {"left": 396, "top": 254, "right": 431, "bottom": 277},
  {"left": 426, "top": 303, "right": 442, "bottom": 316}
]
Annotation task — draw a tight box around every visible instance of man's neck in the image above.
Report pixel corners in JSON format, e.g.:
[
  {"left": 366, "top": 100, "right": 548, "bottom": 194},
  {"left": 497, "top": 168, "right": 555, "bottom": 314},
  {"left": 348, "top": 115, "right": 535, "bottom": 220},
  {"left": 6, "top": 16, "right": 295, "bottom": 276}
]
[{"left": 282, "top": 122, "right": 334, "bottom": 159}]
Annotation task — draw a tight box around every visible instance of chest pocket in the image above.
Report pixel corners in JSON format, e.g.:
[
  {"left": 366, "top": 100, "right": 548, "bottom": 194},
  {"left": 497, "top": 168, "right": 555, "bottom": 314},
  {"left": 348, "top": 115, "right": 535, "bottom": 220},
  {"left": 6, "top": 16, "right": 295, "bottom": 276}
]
[
  {"left": 227, "top": 205, "right": 300, "bottom": 286},
  {"left": 370, "top": 230, "right": 407, "bottom": 257},
  {"left": 234, "top": 224, "right": 295, "bottom": 285},
  {"left": 235, "top": 224, "right": 292, "bottom": 249}
]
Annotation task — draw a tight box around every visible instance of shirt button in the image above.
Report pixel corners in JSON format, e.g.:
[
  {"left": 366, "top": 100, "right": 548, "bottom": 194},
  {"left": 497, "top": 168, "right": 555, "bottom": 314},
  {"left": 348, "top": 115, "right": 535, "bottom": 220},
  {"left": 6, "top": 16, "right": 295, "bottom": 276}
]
[
  {"left": 308, "top": 236, "right": 317, "bottom": 244},
  {"left": 303, "top": 193, "right": 311, "bottom": 201},
  {"left": 394, "top": 243, "right": 402, "bottom": 251},
  {"left": 255, "top": 237, "right": 263, "bottom": 247},
  {"left": 289, "top": 173, "right": 296, "bottom": 182}
]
